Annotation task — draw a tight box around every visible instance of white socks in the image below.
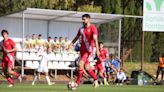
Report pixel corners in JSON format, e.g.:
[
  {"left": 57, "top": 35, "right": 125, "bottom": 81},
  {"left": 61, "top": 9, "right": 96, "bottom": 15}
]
[
  {"left": 32, "top": 76, "right": 38, "bottom": 85},
  {"left": 45, "top": 76, "right": 51, "bottom": 85}
]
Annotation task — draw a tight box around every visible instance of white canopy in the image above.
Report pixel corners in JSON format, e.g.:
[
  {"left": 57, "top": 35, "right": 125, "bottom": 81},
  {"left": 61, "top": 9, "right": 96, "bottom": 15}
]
[{"left": 6, "top": 8, "right": 122, "bottom": 24}]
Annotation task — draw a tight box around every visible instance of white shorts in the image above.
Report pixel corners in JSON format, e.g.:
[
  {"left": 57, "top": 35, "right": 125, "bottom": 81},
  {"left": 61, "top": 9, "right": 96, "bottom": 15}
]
[{"left": 37, "top": 66, "right": 48, "bottom": 73}]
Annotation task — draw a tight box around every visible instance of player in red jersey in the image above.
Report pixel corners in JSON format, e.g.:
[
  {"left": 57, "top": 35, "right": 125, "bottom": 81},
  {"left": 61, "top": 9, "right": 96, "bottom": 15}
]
[
  {"left": 0, "top": 29, "right": 21, "bottom": 87},
  {"left": 70, "top": 14, "right": 100, "bottom": 88},
  {"left": 95, "top": 42, "right": 108, "bottom": 85}
]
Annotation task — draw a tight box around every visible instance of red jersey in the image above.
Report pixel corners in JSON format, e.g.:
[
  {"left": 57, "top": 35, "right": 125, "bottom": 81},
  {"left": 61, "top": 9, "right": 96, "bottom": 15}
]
[
  {"left": 2, "top": 38, "right": 15, "bottom": 58},
  {"left": 96, "top": 48, "right": 108, "bottom": 64},
  {"left": 78, "top": 24, "right": 98, "bottom": 53},
  {"left": 99, "top": 49, "right": 108, "bottom": 59}
]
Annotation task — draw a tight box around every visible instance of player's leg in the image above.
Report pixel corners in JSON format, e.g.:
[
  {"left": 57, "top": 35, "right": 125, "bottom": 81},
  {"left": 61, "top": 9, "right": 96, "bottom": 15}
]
[
  {"left": 44, "top": 67, "right": 54, "bottom": 85},
  {"left": 161, "top": 67, "right": 164, "bottom": 80},
  {"left": 98, "top": 63, "right": 108, "bottom": 85},
  {"left": 45, "top": 72, "right": 51, "bottom": 85},
  {"left": 7, "top": 60, "right": 22, "bottom": 82},
  {"left": 32, "top": 71, "right": 39, "bottom": 85},
  {"left": 85, "top": 63, "right": 99, "bottom": 88},
  {"left": 76, "top": 59, "right": 85, "bottom": 85},
  {"left": 3, "top": 67, "right": 14, "bottom": 87},
  {"left": 156, "top": 66, "right": 160, "bottom": 80}
]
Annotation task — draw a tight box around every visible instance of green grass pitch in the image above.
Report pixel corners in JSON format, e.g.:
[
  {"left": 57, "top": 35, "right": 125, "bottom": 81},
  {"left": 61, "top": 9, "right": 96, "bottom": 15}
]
[{"left": 0, "top": 84, "right": 163, "bottom": 92}]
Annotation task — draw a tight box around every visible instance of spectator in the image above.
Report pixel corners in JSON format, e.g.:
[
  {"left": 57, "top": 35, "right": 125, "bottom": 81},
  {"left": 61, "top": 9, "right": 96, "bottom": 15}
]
[
  {"left": 44, "top": 36, "right": 53, "bottom": 49},
  {"left": 58, "top": 37, "right": 64, "bottom": 51},
  {"left": 111, "top": 54, "right": 121, "bottom": 72},
  {"left": 52, "top": 37, "right": 59, "bottom": 52},
  {"left": 64, "top": 37, "right": 71, "bottom": 51},
  {"left": 24, "top": 35, "right": 31, "bottom": 50},
  {"left": 36, "top": 34, "right": 44, "bottom": 52},
  {"left": 30, "top": 34, "right": 36, "bottom": 50},
  {"left": 156, "top": 53, "right": 164, "bottom": 81},
  {"left": 105, "top": 55, "right": 112, "bottom": 82},
  {"left": 115, "top": 68, "right": 126, "bottom": 85}
]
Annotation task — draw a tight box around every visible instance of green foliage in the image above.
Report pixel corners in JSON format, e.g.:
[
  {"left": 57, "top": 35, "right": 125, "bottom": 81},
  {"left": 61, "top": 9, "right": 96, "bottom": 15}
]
[
  {"left": 151, "top": 32, "right": 164, "bottom": 62},
  {"left": 77, "top": 0, "right": 101, "bottom": 13}
]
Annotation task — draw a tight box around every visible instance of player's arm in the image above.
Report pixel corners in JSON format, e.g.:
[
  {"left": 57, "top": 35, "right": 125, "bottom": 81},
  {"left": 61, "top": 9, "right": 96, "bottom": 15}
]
[
  {"left": 70, "top": 30, "right": 81, "bottom": 45},
  {"left": 93, "top": 34, "right": 99, "bottom": 56}
]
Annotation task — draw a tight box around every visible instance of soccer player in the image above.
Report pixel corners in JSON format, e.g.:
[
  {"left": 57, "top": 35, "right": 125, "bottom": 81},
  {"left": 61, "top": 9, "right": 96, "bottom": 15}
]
[
  {"left": 0, "top": 29, "right": 21, "bottom": 87},
  {"left": 95, "top": 42, "right": 108, "bottom": 85},
  {"left": 70, "top": 14, "right": 100, "bottom": 88},
  {"left": 32, "top": 48, "right": 54, "bottom": 85}
]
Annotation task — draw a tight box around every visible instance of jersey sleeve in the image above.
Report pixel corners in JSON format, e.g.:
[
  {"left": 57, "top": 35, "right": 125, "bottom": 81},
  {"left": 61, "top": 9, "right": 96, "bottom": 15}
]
[
  {"left": 105, "top": 50, "right": 109, "bottom": 57},
  {"left": 92, "top": 25, "right": 98, "bottom": 35},
  {"left": 9, "top": 39, "right": 16, "bottom": 48}
]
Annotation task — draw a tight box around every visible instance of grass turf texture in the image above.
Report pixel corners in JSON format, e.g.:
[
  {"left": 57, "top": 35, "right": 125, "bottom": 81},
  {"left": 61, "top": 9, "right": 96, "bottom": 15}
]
[{"left": 0, "top": 84, "right": 163, "bottom": 92}]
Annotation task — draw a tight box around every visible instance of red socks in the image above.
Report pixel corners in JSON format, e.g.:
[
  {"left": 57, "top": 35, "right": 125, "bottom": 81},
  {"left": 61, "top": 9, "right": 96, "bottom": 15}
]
[
  {"left": 7, "top": 77, "right": 14, "bottom": 85},
  {"left": 76, "top": 69, "right": 84, "bottom": 85},
  {"left": 87, "top": 69, "right": 97, "bottom": 80}
]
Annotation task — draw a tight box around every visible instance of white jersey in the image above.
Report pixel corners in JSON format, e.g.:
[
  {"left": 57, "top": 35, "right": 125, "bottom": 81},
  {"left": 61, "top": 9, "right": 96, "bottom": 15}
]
[
  {"left": 38, "top": 52, "right": 49, "bottom": 72},
  {"left": 116, "top": 71, "right": 126, "bottom": 81}
]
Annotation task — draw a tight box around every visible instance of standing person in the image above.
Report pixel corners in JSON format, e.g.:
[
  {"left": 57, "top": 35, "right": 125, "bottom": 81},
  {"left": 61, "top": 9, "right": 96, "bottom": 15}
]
[
  {"left": 156, "top": 53, "right": 164, "bottom": 81},
  {"left": 95, "top": 42, "right": 108, "bottom": 85},
  {"left": 70, "top": 14, "right": 100, "bottom": 88},
  {"left": 0, "top": 29, "right": 22, "bottom": 87},
  {"left": 32, "top": 48, "right": 54, "bottom": 85}
]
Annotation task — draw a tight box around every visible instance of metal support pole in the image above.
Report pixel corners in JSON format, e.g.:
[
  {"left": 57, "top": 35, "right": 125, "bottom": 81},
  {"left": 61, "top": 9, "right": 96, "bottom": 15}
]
[
  {"left": 118, "top": 19, "right": 122, "bottom": 59},
  {"left": 141, "top": 31, "right": 144, "bottom": 71},
  {"left": 47, "top": 21, "right": 50, "bottom": 38},
  {"left": 21, "top": 11, "right": 25, "bottom": 76}
]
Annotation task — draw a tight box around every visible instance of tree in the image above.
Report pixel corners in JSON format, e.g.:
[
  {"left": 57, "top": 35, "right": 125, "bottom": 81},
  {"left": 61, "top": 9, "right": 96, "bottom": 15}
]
[{"left": 151, "top": 32, "right": 164, "bottom": 62}]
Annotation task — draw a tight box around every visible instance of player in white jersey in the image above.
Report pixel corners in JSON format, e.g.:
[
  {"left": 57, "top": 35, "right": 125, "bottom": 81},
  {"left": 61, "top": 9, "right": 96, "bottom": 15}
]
[{"left": 32, "top": 48, "right": 54, "bottom": 85}]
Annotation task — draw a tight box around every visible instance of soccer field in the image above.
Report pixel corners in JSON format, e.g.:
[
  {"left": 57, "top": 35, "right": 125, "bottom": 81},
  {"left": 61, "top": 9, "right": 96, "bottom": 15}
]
[{"left": 0, "top": 84, "right": 163, "bottom": 92}]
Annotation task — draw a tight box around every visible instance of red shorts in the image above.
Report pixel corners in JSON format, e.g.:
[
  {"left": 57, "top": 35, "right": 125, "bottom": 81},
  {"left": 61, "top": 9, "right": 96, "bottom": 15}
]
[
  {"left": 95, "top": 62, "right": 105, "bottom": 73},
  {"left": 80, "top": 50, "right": 92, "bottom": 65},
  {"left": 2, "top": 56, "right": 13, "bottom": 69}
]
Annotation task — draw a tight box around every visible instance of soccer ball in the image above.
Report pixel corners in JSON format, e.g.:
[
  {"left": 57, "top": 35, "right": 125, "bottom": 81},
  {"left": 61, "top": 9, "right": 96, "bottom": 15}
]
[{"left": 67, "top": 81, "right": 78, "bottom": 90}]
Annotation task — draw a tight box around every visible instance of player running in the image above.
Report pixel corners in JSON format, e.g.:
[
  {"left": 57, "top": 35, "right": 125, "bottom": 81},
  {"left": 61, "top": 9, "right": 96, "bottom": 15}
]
[
  {"left": 70, "top": 14, "right": 100, "bottom": 88},
  {"left": 0, "top": 29, "right": 22, "bottom": 87},
  {"left": 32, "top": 48, "right": 54, "bottom": 85},
  {"left": 95, "top": 42, "right": 109, "bottom": 85}
]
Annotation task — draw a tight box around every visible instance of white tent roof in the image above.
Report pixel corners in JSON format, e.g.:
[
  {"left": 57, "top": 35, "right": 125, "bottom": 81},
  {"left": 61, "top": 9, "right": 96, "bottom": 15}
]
[{"left": 5, "top": 8, "right": 123, "bottom": 23}]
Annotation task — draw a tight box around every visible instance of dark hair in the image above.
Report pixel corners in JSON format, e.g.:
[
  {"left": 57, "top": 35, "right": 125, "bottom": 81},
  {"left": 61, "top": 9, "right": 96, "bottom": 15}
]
[
  {"left": 82, "top": 14, "right": 91, "bottom": 18},
  {"left": 161, "top": 53, "right": 164, "bottom": 57},
  {"left": 99, "top": 42, "right": 103, "bottom": 46},
  {"left": 1, "top": 29, "right": 9, "bottom": 36},
  {"left": 48, "top": 36, "right": 51, "bottom": 39},
  {"left": 38, "top": 34, "right": 42, "bottom": 36}
]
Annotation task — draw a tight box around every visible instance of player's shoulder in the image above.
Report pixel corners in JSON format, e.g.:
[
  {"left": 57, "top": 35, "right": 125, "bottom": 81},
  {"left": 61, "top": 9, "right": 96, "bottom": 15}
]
[
  {"left": 90, "top": 24, "right": 96, "bottom": 28},
  {"left": 8, "top": 38, "right": 14, "bottom": 41}
]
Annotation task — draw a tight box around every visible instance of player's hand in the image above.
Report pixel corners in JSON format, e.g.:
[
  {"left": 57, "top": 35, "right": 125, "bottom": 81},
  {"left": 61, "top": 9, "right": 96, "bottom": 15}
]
[{"left": 96, "top": 50, "right": 100, "bottom": 57}]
